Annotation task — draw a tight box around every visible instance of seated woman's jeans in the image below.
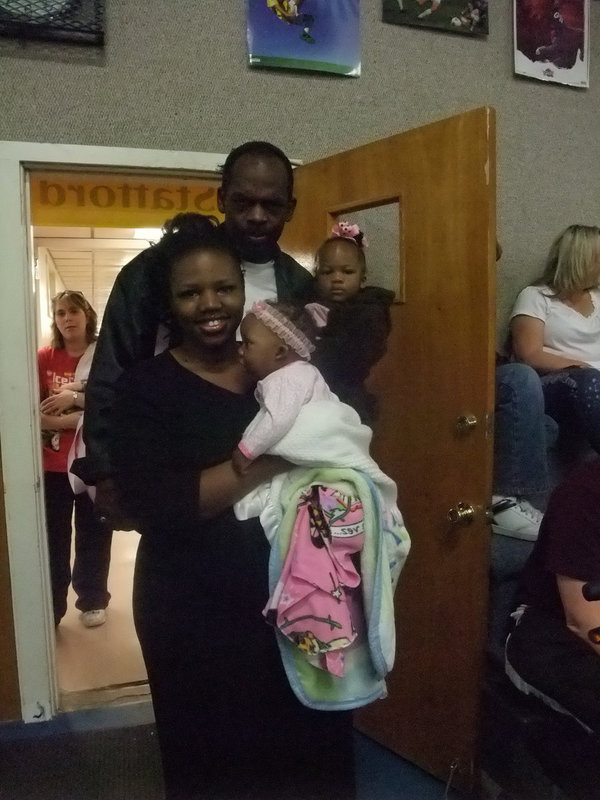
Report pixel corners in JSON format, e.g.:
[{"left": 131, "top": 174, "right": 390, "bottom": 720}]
[
  {"left": 494, "top": 363, "right": 557, "bottom": 497},
  {"left": 541, "top": 367, "right": 600, "bottom": 455}
]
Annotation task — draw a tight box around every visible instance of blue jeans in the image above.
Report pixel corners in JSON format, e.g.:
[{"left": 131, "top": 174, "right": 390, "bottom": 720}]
[
  {"left": 494, "top": 363, "right": 558, "bottom": 497},
  {"left": 541, "top": 367, "right": 600, "bottom": 455}
]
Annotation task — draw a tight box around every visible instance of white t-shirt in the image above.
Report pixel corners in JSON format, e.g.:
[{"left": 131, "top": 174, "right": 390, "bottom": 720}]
[
  {"left": 242, "top": 259, "right": 277, "bottom": 315},
  {"left": 510, "top": 284, "right": 600, "bottom": 370}
]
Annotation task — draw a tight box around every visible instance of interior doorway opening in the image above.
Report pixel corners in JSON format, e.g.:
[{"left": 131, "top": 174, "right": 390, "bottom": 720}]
[{"left": 29, "top": 166, "right": 223, "bottom": 713}]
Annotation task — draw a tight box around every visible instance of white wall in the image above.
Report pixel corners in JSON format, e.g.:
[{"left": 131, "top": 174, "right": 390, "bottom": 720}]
[{"left": 36, "top": 247, "right": 64, "bottom": 348}]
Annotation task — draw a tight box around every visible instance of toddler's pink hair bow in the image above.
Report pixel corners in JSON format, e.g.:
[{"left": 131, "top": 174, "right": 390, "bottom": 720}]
[{"left": 330, "top": 221, "right": 368, "bottom": 249}]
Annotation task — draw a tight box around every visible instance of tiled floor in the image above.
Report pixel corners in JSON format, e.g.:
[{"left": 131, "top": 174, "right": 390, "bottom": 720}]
[{"left": 55, "top": 530, "right": 148, "bottom": 710}]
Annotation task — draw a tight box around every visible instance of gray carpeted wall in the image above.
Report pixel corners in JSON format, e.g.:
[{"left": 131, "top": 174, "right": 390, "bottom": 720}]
[{"left": 0, "top": 0, "right": 599, "bottom": 342}]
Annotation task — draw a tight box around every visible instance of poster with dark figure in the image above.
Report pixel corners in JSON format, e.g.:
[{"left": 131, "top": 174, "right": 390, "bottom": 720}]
[
  {"left": 514, "top": 0, "right": 589, "bottom": 87},
  {"left": 246, "top": 0, "right": 361, "bottom": 76},
  {"left": 382, "top": 0, "right": 489, "bottom": 36}
]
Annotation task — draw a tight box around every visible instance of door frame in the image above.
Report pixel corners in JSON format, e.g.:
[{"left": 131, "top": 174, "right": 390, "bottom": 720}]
[{"left": 0, "top": 141, "right": 227, "bottom": 722}]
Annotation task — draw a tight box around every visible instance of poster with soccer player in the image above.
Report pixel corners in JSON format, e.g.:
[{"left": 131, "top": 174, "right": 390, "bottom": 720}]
[
  {"left": 246, "top": 0, "right": 361, "bottom": 76},
  {"left": 382, "top": 0, "right": 489, "bottom": 35},
  {"left": 514, "top": 0, "right": 589, "bottom": 88}
]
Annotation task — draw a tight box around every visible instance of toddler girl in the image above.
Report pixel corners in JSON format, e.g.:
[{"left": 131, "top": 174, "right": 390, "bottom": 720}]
[{"left": 309, "top": 221, "right": 394, "bottom": 425}]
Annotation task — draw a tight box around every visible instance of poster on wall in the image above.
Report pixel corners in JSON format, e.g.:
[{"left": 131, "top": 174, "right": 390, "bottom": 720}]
[
  {"left": 382, "top": 0, "right": 489, "bottom": 36},
  {"left": 246, "top": 0, "right": 361, "bottom": 76},
  {"left": 514, "top": 0, "right": 589, "bottom": 88}
]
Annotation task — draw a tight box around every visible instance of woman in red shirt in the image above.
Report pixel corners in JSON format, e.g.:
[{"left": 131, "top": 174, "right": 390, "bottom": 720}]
[{"left": 38, "top": 291, "right": 111, "bottom": 628}]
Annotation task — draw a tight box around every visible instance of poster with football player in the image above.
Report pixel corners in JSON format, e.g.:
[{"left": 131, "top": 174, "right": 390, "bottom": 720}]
[
  {"left": 246, "top": 0, "right": 361, "bottom": 76},
  {"left": 514, "top": 0, "right": 589, "bottom": 87},
  {"left": 382, "top": 0, "right": 489, "bottom": 36}
]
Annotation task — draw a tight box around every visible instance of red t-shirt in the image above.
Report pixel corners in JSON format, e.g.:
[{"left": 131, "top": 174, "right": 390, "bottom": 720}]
[{"left": 38, "top": 345, "right": 81, "bottom": 473}]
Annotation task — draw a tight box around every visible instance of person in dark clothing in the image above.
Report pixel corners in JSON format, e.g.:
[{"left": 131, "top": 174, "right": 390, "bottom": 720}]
[
  {"left": 72, "top": 141, "right": 313, "bottom": 523},
  {"left": 308, "top": 221, "right": 394, "bottom": 426},
  {"left": 110, "top": 216, "right": 355, "bottom": 800},
  {"left": 505, "top": 457, "right": 600, "bottom": 738}
]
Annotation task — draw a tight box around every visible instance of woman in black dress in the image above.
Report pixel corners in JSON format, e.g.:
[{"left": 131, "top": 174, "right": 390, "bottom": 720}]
[{"left": 110, "top": 215, "right": 355, "bottom": 800}]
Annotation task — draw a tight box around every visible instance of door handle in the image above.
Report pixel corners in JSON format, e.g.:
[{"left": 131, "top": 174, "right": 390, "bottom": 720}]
[
  {"left": 447, "top": 502, "right": 476, "bottom": 526},
  {"left": 455, "top": 414, "right": 478, "bottom": 433}
]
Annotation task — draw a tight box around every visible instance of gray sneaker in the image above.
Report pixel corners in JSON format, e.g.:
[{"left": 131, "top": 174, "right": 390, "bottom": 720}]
[{"left": 490, "top": 496, "right": 543, "bottom": 541}]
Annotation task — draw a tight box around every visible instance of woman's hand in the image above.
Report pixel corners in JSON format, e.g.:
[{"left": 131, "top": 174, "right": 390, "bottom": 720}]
[
  {"left": 511, "top": 315, "right": 591, "bottom": 372},
  {"left": 249, "top": 454, "right": 292, "bottom": 483},
  {"left": 60, "top": 381, "right": 84, "bottom": 392},
  {"left": 198, "top": 455, "right": 292, "bottom": 519},
  {"left": 40, "top": 410, "right": 82, "bottom": 431},
  {"left": 231, "top": 447, "right": 252, "bottom": 475},
  {"left": 40, "top": 388, "right": 82, "bottom": 415}
]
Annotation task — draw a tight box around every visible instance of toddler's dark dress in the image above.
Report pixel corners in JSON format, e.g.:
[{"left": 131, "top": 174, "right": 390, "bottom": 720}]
[{"left": 311, "top": 286, "right": 394, "bottom": 426}]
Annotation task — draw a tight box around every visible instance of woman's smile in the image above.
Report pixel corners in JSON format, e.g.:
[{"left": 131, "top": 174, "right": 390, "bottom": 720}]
[
  {"left": 196, "top": 318, "right": 228, "bottom": 334},
  {"left": 197, "top": 317, "right": 228, "bottom": 330}
]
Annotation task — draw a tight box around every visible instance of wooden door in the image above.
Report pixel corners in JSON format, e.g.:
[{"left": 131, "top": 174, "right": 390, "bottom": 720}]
[{"left": 280, "top": 107, "right": 496, "bottom": 792}]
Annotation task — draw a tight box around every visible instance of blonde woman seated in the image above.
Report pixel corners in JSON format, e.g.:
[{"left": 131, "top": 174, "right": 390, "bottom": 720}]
[{"left": 510, "top": 225, "right": 600, "bottom": 455}]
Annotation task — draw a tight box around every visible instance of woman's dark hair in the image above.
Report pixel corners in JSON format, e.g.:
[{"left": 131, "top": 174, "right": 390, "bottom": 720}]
[
  {"left": 221, "top": 141, "right": 294, "bottom": 199},
  {"left": 156, "top": 213, "right": 241, "bottom": 271},
  {"left": 154, "top": 213, "right": 244, "bottom": 343},
  {"left": 50, "top": 290, "right": 97, "bottom": 349}
]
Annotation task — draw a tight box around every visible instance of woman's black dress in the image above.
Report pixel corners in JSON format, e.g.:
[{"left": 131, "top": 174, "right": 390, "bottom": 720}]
[{"left": 111, "top": 352, "right": 355, "bottom": 800}]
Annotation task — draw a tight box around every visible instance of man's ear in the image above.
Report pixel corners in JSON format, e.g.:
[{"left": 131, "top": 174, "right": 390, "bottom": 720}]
[
  {"left": 286, "top": 196, "right": 297, "bottom": 222},
  {"left": 217, "top": 186, "right": 225, "bottom": 215}
]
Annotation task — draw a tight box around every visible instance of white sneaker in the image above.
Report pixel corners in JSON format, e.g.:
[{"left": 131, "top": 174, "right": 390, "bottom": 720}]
[
  {"left": 490, "top": 496, "right": 543, "bottom": 541},
  {"left": 80, "top": 609, "right": 107, "bottom": 628}
]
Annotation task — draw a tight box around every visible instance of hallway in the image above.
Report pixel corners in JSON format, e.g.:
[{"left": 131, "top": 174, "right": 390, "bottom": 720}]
[{"left": 55, "top": 529, "right": 148, "bottom": 712}]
